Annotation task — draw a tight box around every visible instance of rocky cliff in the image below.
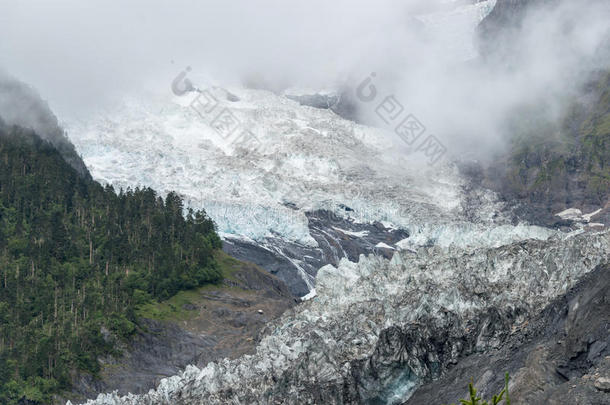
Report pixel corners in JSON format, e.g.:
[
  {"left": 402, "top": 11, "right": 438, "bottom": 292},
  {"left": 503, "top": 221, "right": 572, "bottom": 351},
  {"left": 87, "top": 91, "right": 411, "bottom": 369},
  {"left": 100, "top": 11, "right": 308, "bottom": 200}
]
[
  {"left": 468, "top": 0, "right": 610, "bottom": 227},
  {"left": 477, "top": 0, "right": 558, "bottom": 62},
  {"left": 406, "top": 261, "right": 610, "bottom": 404}
]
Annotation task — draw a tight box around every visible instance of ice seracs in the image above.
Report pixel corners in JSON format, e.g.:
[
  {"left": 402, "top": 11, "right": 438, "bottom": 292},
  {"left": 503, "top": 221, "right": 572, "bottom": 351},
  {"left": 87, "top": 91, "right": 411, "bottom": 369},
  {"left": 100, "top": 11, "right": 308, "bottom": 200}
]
[
  {"left": 64, "top": 86, "right": 557, "bottom": 253},
  {"left": 74, "top": 230, "right": 610, "bottom": 404},
  {"left": 64, "top": 2, "right": 602, "bottom": 403},
  {"left": 62, "top": 84, "right": 561, "bottom": 295},
  {"left": 61, "top": 0, "right": 528, "bottom": 296}
]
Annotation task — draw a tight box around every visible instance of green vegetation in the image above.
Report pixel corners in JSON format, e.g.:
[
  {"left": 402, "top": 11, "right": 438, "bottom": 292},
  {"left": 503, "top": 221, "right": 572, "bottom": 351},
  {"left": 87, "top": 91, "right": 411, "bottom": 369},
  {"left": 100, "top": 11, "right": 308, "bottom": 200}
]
[
  {"left": 448, "top": 373, "right": 510, "bottom": 405},
  {"left": 135, "top": 251, "right": 244, "bottom": 321},
  {"left": 213, "top": 250, "right": 244, "bottom": 282},
  {"left": 136, "top": 287, "right": 207, "bottom": 322},
  {"left": 504, "top": 71, "right": 610, "bottom": 206},
  {"left": 0, "top": 123, "right": 222, "bottom": 403}
]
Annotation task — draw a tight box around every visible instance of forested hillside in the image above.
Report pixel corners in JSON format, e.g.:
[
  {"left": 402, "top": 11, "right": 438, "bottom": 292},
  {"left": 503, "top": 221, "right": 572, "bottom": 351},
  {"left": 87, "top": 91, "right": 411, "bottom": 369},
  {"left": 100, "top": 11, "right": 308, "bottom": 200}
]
[{"left": 0, "top": 121, "right": 222, "bottom": 403}]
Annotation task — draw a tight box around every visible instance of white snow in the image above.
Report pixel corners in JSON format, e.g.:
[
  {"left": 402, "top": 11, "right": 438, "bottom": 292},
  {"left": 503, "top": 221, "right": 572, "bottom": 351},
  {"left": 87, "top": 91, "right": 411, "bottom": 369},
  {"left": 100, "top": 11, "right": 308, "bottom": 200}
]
[
  {"left": 415, "top": 0, "right": 497, "bottom": 61},
  {"left": 62, "top": 86, "right": 559, "bottom": 259},
  {"left": 57, "top": 0, "right": 541, "bottom": 261},
  {"left": 583, "top": 208, "right": 602, "bottom": 222},
  {"left": 57, "top": 0, "right": 555, "bottom": 299},
  {"left": 556, "top": 208, "right": 584, "bottom": 221},
  {"left": 556, "top": 207, "right": 604, "bottom": 223},
  {"left": 332, "top": 227, "right": 370, "bottom": 238},
  {"left": 300, "top": 288, "right": 317, "bottom": 301},
  {"left": 375, "top": 242, "right": 395, "bottom": 250},
  {"left": 380, "top": 221, "right": 398, "bottom": 230}
]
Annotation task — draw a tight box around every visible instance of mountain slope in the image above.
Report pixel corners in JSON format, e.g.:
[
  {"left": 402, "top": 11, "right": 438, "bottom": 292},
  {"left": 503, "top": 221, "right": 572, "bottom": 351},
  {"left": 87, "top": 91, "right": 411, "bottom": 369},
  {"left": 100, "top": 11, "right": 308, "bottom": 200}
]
[
  {"left": 64, "top": 85, "right": 557, "bottom": 297},
  {"left": 0, "top": 123, "right": 221, "bottom": 404},
  {"left": 405, "top": 262, "right": 610, "bottom": 404},
  {"left": 0, "top": 74, "right": 90, "bottom": 177},
  {"left": 501, "top": 70, "right": 609, "bottom": 210},
  {"left": 65, "top": 1, "right": 610, "bottom": 404},
  {"left": 470, "top": 0, "right": 610, "bottom": 225},
  {"left": 64, "top": 251, "right": 295, "bottom": 404},
  {"left": 477, "top": 0, "right": 557, "bottom": 62}
]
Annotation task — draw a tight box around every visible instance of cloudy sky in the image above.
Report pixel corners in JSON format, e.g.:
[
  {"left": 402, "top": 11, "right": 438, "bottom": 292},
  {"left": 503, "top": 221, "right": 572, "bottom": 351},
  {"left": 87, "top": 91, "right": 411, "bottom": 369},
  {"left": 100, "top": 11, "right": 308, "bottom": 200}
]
[{"left": 1, "top": 0, "right": 608, "bottom": 157}]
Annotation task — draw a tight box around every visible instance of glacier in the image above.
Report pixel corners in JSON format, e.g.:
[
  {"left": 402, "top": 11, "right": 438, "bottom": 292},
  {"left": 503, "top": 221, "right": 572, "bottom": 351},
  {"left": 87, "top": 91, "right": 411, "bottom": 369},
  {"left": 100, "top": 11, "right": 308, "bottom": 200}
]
[
  {"left": 62, "top": 84, "right": 557, "bottom": 294},
  {"left": 62, "top": 0, "right": 503, "bottom": 252},
  {"left": 59, "top": 0, "right": 525, "bottom": 296},
  {"left": 71, "top": 230, "right": 610, "bottom": 404},
  {"left": 60, "top": 1, "right": 610, "bottom": 404}
]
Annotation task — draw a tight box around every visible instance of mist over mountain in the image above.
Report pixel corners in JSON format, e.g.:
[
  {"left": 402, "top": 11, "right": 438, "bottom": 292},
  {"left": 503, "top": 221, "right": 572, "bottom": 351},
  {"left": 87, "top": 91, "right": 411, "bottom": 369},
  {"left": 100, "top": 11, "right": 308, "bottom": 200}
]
[
  {"left": 1, "top": 0, "right": 608, "bottom": 159},
  {"left": 0, "top": 72, "right": 90, "bottom": 176},
  {"left": 0, "top": 0, "right": 608, "bottom": 404}
]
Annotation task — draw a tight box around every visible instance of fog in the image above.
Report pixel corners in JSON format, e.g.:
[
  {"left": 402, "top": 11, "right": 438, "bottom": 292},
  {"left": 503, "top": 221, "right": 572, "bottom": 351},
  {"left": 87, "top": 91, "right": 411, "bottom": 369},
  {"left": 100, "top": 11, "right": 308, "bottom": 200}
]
[
  {"left": 0, "top": 0, "right": 426, "bottom": 112},
  {"left": 0, "top": 0, "right": 608, "bottom": 158}
]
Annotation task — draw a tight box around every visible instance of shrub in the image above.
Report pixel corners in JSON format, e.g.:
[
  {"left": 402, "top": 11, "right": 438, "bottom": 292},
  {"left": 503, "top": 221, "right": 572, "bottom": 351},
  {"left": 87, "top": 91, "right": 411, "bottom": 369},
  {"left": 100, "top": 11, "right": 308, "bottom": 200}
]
[{"left": 448, "top": 373, "right": 510, "bottom": 405}]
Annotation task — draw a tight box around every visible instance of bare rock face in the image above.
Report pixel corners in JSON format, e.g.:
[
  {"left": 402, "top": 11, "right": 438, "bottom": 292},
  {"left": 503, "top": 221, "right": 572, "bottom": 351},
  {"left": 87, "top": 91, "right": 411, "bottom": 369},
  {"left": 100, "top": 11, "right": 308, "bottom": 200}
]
[
  {"left": 595, "top": 377, "right": 610, "bottom": 393},
  {"left": 469, "top": 69, "right": 610, "bottom": 229},
  {"left": 470, "top": 0, "right": 610, "bottom": 228},
  {"left": 476, "top": 0, "right": 560, "bottom": 62},
  {"left": 285, "top": 92, "right": 340, "bottom": 110},
  {"left": 406, "top": 261, "right": 610, "bottom": 404},
  {"left": 74, "top": 230, "right": 609, "bottom": 405},
  {"left": 224, "top": 210, "right": 410, "bottom": 297}
]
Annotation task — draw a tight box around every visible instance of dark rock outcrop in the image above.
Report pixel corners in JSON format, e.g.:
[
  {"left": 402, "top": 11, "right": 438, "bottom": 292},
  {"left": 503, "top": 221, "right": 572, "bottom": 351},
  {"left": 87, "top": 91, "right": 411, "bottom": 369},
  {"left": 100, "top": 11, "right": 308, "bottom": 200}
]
[
  {"left": 468, "top": 0, "right": 610, "bottom": 227},
  {"left": 223, "top": 209, "right": 409, "bottom": 297},
  {"left": 476, "top": 0, "right": 559, "bottom": 63},
  {"left": 285, "top": 93, "right": 340, "bottom": 110},
  {"left": 405, "top": 263, "right": 610, "bottom": 404}
]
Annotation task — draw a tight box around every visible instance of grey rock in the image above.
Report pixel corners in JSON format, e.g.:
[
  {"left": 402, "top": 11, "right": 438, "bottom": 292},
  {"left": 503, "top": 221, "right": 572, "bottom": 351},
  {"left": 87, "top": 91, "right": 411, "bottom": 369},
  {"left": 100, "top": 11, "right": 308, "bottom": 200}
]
[
  {"left": 406, "top": 261, "right": 610, "bottom": 404},
  {"left": 223, "top": 209, "right": 409, "bottom": 297},
  {"left": 285, "top": 93, "right": 340, "bottom": 110},
  {"left": 594, "top": 377, "right": 610, "bottom": 393},
  {"left": 477, "top": 0, "right": 560, "bottom": 63}
]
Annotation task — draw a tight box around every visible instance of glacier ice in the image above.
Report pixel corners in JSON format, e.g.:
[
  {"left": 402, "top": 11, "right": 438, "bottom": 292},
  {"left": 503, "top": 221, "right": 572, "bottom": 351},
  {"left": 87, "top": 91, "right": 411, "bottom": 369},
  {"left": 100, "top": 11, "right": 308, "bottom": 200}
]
[
  {"left": 73, "top": 230, "right": 610, "bottom": 404},
  {"left": 63, "top": 87, "right": 557, "bottom": 255},
  {"left": 59, "top": 0, "right": 534, "bottom": 296},
  {"left": 60, "top": 2, "right": 605, "bottom": 403}
]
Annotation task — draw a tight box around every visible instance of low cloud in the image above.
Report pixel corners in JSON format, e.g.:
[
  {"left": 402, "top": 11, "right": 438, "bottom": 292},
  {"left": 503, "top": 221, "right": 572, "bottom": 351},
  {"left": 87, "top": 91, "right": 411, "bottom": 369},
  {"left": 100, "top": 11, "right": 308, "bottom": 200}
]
[{"left": 0, "top": 0, "right": 608, "bottom": 159}]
